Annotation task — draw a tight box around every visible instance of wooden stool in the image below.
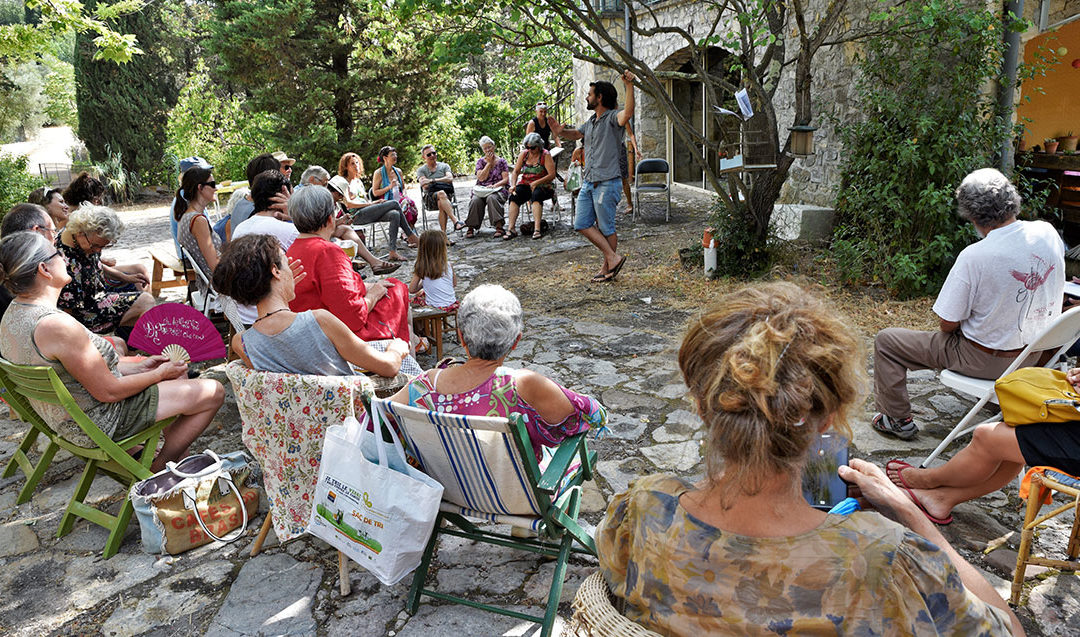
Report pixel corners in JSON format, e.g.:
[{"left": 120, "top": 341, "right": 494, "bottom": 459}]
[
  {"left": 412, "top": 307, "right": 456, "bottom": 359},
  {"left": 149, "top": 248, "right": 190, "bottom": 297}
]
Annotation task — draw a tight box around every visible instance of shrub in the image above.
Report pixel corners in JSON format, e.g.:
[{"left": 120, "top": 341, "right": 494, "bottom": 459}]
[
  {"left": 832, "top": 0, "right": 1010, "bottom": 298},
  {"left": 421, "top": 91, "right": 515, "bottom": 174},
  {"left": 74, "top": 0, "right": 178, "bottom": 178},
  {"left": 0, "top": 154, "right": 49, "bottom": 222},
  {"left": 164, "top": 60, "right": 275, "bottom": 183}
]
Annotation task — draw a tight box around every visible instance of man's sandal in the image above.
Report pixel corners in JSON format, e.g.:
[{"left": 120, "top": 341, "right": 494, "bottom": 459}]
[{"left": 503, "top": 230, "right": 518, "bottom": 241}]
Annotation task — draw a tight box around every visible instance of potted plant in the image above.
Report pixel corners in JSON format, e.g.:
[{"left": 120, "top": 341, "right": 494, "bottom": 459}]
[
  {"left": 1058, "top": 132, "right": 1079, "bottom": 153},
  {"left": 1045, "top": 137, "right": 1060, "bottom": 154}
]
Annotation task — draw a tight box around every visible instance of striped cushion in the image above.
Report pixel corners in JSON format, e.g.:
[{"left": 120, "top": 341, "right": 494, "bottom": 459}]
[{"left": 382, "top": 400, "right": 543, "bottom": 516}]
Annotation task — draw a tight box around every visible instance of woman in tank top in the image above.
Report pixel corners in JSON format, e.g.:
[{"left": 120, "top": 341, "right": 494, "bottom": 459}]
[
  {"left": 212, "top": 233, "right": 413, "bottom": 377},
  {"left": 0, "top": 231, "right": 224, "bottom": 472}
]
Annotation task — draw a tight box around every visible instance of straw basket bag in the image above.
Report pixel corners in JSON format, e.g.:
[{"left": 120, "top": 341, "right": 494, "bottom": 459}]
[{"left": 569, "top": 572, "right": 662, "bottom": 637}]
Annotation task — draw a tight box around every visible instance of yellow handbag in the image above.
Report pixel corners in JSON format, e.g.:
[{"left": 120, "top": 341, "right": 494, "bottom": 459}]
[{"left": 994, "top": 367, "right": 1080, "bottom": 425}]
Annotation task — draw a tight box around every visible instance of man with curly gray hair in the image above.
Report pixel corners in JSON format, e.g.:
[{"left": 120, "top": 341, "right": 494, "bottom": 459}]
[{"left": 871, "top": 168, "right": 1064, "bottom": 441}]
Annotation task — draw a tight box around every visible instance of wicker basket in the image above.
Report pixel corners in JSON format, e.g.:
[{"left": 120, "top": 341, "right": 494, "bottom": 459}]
[{"left": 569, "top": 572, "right": 663, "bottom": 637}]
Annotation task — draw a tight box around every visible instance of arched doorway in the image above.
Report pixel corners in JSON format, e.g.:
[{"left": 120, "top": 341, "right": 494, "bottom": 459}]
[{"left": 657, "top": 46, "right": 738, "bottom": 188}]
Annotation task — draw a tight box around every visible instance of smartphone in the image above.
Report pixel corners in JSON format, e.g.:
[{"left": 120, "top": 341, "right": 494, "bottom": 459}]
[{"left": 802, "top": 433, "right": 850, "bottom": 511}]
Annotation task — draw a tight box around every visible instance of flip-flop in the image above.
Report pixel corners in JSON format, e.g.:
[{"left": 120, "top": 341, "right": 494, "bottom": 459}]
[
  {"left": 532, "top": 230, "right": 542, "bottom": 240},
  {"left": 590, "top": 270, "right": 616, "bottom": 283},
  {"left": 415, "top": 337, "right": 432, "bottom": 355},
  {"left": 609, "top": 255, "right": 628, "bottom": 279},
  {"left": 885, "top": 459, "right": 915, "bottom": 488},
  {"left": 898, "top": 484, "right": 953, "bottom": 525},
  {"left": 454, "top": 221, "right": 466, "bottom": 232}
]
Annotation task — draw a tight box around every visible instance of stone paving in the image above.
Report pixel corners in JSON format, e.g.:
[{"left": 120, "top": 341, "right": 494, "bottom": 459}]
[{"left": 1, "top": 182, "right": 1077, "bottom": 635}]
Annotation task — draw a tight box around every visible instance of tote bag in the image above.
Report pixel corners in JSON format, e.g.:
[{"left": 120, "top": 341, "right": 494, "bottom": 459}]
[{"left": 308, "top": 400, "right": 443, "bottom": 585}]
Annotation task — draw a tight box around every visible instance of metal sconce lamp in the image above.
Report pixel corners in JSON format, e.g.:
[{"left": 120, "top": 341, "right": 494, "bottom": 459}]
[{"left": 789, "top": 125, "right": 818, "bottom": 158}]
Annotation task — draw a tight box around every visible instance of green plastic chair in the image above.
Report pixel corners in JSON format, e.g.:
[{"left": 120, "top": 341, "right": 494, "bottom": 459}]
[
  {"left": 0, "top": 357, "right": 174, "bottom": 559},
  {"left": 376, "top": 398, "right": 599, "bottom": 637}
]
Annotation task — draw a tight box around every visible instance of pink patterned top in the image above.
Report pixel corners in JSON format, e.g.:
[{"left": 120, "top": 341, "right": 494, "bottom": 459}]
[{"left": 404, "top": 366, "right": 607, "bottom": 460}]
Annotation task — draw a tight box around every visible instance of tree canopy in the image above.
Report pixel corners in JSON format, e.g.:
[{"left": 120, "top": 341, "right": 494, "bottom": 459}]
[{"left": 208, "top": 0, "right": 455, "bottom": 173}]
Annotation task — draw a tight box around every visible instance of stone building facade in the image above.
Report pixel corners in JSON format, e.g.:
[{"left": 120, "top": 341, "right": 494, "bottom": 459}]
[{"left": 572, "top": 0, "right": 1078, "bottom": 209}]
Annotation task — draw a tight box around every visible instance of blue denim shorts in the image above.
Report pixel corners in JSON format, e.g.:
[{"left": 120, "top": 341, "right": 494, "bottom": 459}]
[{"left": 574, "top": 178, "right": 621, "bottom": 236}]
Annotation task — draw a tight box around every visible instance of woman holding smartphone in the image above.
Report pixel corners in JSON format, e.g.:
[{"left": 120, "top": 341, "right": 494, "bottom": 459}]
[{"left": 596, "top": 282, "right": 1022, "bottom": 636}]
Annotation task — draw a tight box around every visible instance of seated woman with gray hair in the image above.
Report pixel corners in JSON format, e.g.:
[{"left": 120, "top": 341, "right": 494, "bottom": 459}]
[
  {"left": 0, "top": 231, "right": 224, "bottom": 472},
  {"left": 388, "top": 284, "right": 607, "bottom": 459},
  {"left": 285, "top": 185, "right": 419, "bottom": 349},
  {"left": 465, "top": 136, "right": 511, "bottom": 238},
  {"left": 57, "top": 204, "right": 155, "bottom": 336}
]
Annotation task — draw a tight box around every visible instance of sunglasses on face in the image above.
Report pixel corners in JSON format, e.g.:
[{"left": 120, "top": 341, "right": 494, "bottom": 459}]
[
  {"left": 425, "top": 151, "right": 437, "bottom": 158},
  {"left": 201, "top": 181, "right": 217, "bottom": 189}
]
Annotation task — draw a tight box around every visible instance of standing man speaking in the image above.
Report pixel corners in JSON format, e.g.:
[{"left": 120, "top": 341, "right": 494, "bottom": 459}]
[{"left": 552, "top": 70, "right": 635, "bottom": 283}]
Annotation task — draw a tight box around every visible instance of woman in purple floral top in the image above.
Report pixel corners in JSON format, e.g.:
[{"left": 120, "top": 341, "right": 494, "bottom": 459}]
[
  {"left": 388, "top": 284, "right": 606, "bottom": 459},
  {"left": 464, "top": 136, "right": 512, "bottom": 239}
]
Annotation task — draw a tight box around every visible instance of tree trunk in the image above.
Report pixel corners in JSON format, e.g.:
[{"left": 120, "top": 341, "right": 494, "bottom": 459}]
[{"left": 331, "top": 48, "right": 352, "bottom": 148}]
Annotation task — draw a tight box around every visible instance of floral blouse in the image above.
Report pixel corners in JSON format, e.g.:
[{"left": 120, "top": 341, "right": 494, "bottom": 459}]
[
  {"left": 403, "top": 366, "right": 607, "bottom": 460},
  {"left": 57, "top": 240, "right": 141, "bottom": 334},
  {"left": 597, "top": 474, "right": 1012, "bottom": 636}
]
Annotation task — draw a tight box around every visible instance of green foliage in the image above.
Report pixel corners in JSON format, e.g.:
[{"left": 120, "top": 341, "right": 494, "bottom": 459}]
[
  {"left": 1, "top": 0, "right": 143, "bottom": 64},
  {"left": 0, "top": 154, "right": 49, "bottom": 218},
  {"left": 165, "top": 60, "right": 275, "bottom": 183},
  {"left": 90, "top": 144, "right": 139, "bottom": 203},
  {"left": 0, "top": 62, "right": 46, "bottom": 141},
  {"left": 42, "top": 55, "right": 76, "bottom": 128},
  {"left": 422, "top": 91, "right": 515, "bottom": 172},
  {"left": 707, "top": 198, "right": 778, "bottom": 277},
  {"left": 74, "top": 0, "right": 178, "bottom": 179},
  {"left": 832, "top": 0, "right": 1009, "bottom": 298},
  {"left": 208, "top": 0, "right": 454, "bottom": 178}
]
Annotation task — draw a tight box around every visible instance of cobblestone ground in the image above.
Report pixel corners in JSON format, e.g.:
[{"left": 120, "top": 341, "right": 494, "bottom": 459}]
[{"left": 0, "top": 182, "right": 1076, "bottom": 635}]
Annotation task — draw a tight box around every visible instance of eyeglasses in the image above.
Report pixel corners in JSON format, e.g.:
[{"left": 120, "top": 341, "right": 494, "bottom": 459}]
[
  {"left": 201, "top": 181, "right": 217, "bottom": 189},
  {"left": 33, "top": 224, "right": 59, "bottom": 240},
  {"left": 40, "top": 249, "right": 62, "bottom": 266},
  {"left": 281, "top": 165, "right": 293, "bottom": 171},
  {"left": 80, "top": 233, "right": 112, "bottom": 251}
]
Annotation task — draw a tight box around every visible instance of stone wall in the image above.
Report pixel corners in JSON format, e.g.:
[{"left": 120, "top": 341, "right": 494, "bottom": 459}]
[{"left": 571, "top": 0, "right": 999, "bottom": 208}]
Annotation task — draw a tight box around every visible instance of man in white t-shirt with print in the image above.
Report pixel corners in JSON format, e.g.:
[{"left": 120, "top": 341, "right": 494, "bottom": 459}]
[{"left": 872, "top": 168, "right": 1065, "bottom": 440}]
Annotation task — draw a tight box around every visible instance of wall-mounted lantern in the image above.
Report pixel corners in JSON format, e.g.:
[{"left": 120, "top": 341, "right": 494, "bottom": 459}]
[{"left": 788, "top": 125, "right": 818, "bottom": 158}]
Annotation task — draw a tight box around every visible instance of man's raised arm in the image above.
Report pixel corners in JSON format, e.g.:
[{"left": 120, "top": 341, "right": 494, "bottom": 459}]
[{"left": 617, "top": 70, "right": 636, "bottom": 127}]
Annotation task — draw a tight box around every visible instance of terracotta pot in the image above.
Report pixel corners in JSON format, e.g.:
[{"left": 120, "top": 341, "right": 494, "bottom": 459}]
[
  {"left": 1059, "top": 136, "right": 1079, "bottom": 153},
  {"left": 1045, "top": 140, "right": 1060, "bottom": 154}
]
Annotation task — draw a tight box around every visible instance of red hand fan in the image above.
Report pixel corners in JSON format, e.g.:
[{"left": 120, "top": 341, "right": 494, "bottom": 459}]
[{"left": 128, "top": 303, "right": 226, "bottom": 362}]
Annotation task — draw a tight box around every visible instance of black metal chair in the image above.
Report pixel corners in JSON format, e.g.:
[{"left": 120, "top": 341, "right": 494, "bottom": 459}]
[{"left": 632, "top": 158, "right": 671, "bottom": 222}]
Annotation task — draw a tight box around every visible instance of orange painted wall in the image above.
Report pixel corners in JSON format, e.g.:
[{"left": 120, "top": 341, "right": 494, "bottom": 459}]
[{"left": 1018, "top": 20, "right": 1080, "bottom": 148}]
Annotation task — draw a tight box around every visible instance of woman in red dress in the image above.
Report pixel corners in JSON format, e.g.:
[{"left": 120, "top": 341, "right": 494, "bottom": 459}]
[{"left": 284, "top": 185, "right": 418, "bottom": 350}]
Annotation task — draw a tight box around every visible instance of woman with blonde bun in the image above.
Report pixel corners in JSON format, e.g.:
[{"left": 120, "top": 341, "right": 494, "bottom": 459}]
[{"left": 596, "top": 281, "right": 1022, "bottom": 636}]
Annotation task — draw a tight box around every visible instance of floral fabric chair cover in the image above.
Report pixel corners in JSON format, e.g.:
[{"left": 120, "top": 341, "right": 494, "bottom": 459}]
[{"left": 224, "top": 361, "right": 375, "bottom": 542}]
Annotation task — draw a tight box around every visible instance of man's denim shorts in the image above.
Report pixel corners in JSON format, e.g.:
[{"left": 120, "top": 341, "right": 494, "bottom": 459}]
[{"left": 574, "top": 178, "right": 621, "bottom": 236}]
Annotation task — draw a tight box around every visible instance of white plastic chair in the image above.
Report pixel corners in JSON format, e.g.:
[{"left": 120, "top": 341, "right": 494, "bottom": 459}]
[{"left": 922, "top": 306, "right": 1080, "bottom": 467}]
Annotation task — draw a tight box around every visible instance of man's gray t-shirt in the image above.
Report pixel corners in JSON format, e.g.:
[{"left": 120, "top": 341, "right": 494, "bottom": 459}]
[
  {"left": 580, "top": 109, "right": 624, "bottom": 183},
  {"left": 417, "top": 161, "right": 452, "bottom": 182}
]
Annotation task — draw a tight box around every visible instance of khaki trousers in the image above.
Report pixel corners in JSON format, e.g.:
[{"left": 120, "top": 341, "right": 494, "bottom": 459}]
[
  {"left": 873, "top": 328, "right": 1042, "bottom": 420},
  {"left": 466, "top": 192, "right": 506, "bottom": 230}
]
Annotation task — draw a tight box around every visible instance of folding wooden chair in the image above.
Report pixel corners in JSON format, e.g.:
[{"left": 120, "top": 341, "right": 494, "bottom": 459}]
[
  {"left": 1011, "top": 468, "right": 1080, "bottom": 604},
  {"left": 377, "top": 398, "right": 598, "bottom": 637},
  {"left": 922, "top": 306, "right": 1080, "bottom": 467},
  {"left": 0, "top": 357, "right": 174, "bottom": 558}
]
